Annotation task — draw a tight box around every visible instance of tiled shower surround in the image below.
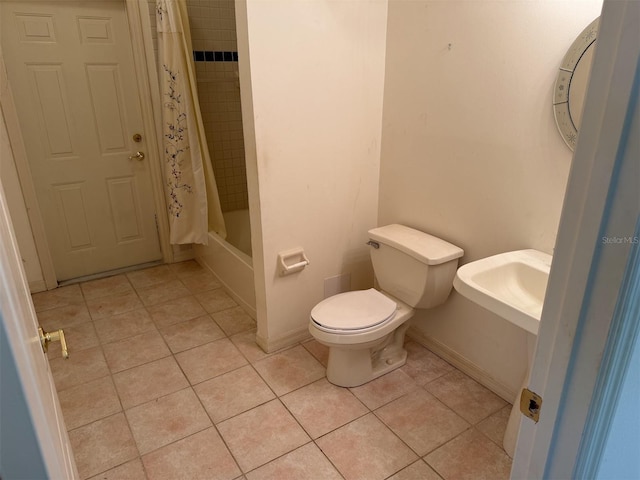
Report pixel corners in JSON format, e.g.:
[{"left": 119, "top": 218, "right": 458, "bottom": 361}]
[
  {"left": 148, "top": 0, "right": 248, "bottom": 212},
  {"left": 37, "top": 261, "right": 513, "bottom": 479}
]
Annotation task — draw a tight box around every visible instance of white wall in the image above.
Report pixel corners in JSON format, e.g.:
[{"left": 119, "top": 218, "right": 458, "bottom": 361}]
[
  {"left": 237, "top": 0, "right": 388, "bottom": 350},
  {"left": 379, "top": 0, "right": 603, "bottom": 397}
]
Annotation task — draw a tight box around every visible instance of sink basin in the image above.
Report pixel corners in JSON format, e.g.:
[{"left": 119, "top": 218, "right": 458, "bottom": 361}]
[{"left": 453, "top": 249, "right": 552, "bottom": 334}]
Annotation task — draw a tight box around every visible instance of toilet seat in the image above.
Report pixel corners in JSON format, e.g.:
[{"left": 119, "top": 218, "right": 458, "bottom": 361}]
[{"left": 310, "top": 288, "right": 397, "bottom": 333}]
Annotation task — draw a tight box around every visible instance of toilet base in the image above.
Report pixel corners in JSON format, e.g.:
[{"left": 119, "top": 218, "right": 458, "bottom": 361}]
[{"left": 325, "top": 322, "right": 411, "bottom": 388}]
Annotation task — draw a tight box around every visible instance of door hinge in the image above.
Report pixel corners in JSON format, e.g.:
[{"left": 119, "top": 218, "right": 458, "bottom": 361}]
[
  {"left": 520, "top": 388, "right": 543, "bottom": 423},
  {"left": 154, "top": 214, "right": 159, "bottom": 236}
]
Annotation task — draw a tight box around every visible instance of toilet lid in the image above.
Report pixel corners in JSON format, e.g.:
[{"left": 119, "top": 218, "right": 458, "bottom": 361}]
[{"left": 311, "top": 288, "right": 397, "bottom": 331}]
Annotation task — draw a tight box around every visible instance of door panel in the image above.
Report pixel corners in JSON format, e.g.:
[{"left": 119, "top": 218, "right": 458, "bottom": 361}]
[
  {"left": 29, "top": 65, "right": 76, "bottom": 157},
  {"left": 0, "top": 177, "right": 78, "bottom": 478},
  {"left": 1, "top": 1, "right": 162, "bottom": 281},
  {"left": 53, "top": 182, "right": 92, "bottom": 249},
  {"left": 107, "top": 176, "right": 144, "bottom": 242},
  {"left": 86, "top": 64, "right": 129, "bottom": 153}
]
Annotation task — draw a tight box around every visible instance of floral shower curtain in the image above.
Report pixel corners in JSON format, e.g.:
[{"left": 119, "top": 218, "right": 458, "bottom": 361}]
[{"left": 156, "top": 0, "right": 226, "bottom": 244}]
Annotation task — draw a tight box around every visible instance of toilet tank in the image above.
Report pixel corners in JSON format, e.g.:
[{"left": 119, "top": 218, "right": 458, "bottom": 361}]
[{"left": 368, "top": 224, "right": 464, "bottom": 308}]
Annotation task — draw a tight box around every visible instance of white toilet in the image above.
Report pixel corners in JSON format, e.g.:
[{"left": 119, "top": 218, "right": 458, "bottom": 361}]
[{"left": 309, "top": 224, "right": 464, "bottom": 387}]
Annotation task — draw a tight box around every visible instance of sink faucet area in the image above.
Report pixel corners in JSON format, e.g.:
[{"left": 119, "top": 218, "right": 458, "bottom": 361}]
[{"left": 453, "top": 249, "right": 552, "bottom": 335}]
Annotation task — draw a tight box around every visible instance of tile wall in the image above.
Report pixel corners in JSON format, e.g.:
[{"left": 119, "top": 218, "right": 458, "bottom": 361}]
[{"left": 148, "top": 0, "right": 248, "bottom": 212}]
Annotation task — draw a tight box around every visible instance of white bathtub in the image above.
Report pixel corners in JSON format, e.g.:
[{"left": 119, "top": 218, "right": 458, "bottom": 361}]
[{"left": 195, "top": 209, "right": 256, "bottom": 317}]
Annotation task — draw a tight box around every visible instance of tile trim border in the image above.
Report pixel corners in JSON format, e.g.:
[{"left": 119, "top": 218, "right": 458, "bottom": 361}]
[{"left": 193, "top": 50, "right": 238, "bottom": 62}]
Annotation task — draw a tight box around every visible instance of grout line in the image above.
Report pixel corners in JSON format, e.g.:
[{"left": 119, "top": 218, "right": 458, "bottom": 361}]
[{"left": 45, "top": 262, "right": 512, "bottom": 479}]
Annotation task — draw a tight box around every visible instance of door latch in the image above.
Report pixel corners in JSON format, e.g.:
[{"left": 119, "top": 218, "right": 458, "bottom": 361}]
[
  {"left": 38, "top": 326, "right": 69, "bottom": 359},
  {"left": 520, "top": 387, "right": 542, "bottom": 423}
]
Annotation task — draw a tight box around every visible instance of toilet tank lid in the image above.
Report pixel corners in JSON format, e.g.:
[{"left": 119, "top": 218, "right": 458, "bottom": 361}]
[{"left": 368, "top": 224, "right": 464, "bottom": 265}]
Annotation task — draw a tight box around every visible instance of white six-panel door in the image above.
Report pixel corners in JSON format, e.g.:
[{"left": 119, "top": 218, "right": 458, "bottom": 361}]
[{"left": 1, "top": 1, "right": 162, "bottom": 281}]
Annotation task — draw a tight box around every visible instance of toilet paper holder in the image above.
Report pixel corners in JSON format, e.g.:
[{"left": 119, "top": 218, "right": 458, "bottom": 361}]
[{"left": 278, "top": 247, "right": 310, "bottom": 276}]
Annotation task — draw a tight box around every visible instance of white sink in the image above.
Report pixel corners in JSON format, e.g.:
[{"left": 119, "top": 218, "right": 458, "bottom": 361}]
[{"left": 453, "top": 249, "right": 552, "bottom": 335}]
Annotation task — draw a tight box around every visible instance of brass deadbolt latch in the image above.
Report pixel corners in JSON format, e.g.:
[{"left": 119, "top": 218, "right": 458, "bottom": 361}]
[
  {"left": 38, "top": 326, "right": 69, "bottom": 359},
  {"left": 520, "top": 388, "right": 542, "bottom": 423}
]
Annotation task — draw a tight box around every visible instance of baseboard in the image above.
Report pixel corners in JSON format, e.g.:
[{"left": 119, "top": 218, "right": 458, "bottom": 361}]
[
  {"left": 256, "top": 326, "right": 312, "bottom": 353},
  {"left": 171, "top": 246, "right": 195, "bottom": 263},
  {"left": 407, "top": 326, "right": 516, "bottom": 403},
  {"left": 29, "top": 279, "right": 47, "bottom": 293}
]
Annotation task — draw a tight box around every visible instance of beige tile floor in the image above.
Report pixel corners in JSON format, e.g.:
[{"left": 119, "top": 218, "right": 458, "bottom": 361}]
[{"left": 34, "top": 261, "right": 513, "bottom": 480}]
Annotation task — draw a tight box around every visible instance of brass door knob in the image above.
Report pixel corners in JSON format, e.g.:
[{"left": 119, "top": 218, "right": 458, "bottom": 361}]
[
  {"left": 38, "top": 326, "right": 69, "bottom": 359},
  {"left": 128, "top": 151, "right": 145, "bottom": 161}
]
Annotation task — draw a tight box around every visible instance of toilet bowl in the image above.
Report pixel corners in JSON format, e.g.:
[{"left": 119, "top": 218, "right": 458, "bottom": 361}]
[
  {"left": 309, "top": 224, "right": 463, "bottom": 388},
  {"left": 310, "top": 288, "right": 414, "bottom": 387}
]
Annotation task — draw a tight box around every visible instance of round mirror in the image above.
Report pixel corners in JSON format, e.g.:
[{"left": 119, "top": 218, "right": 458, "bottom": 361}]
[{"left": 553, "top": 18, "right": 599, "bottom": 150}]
